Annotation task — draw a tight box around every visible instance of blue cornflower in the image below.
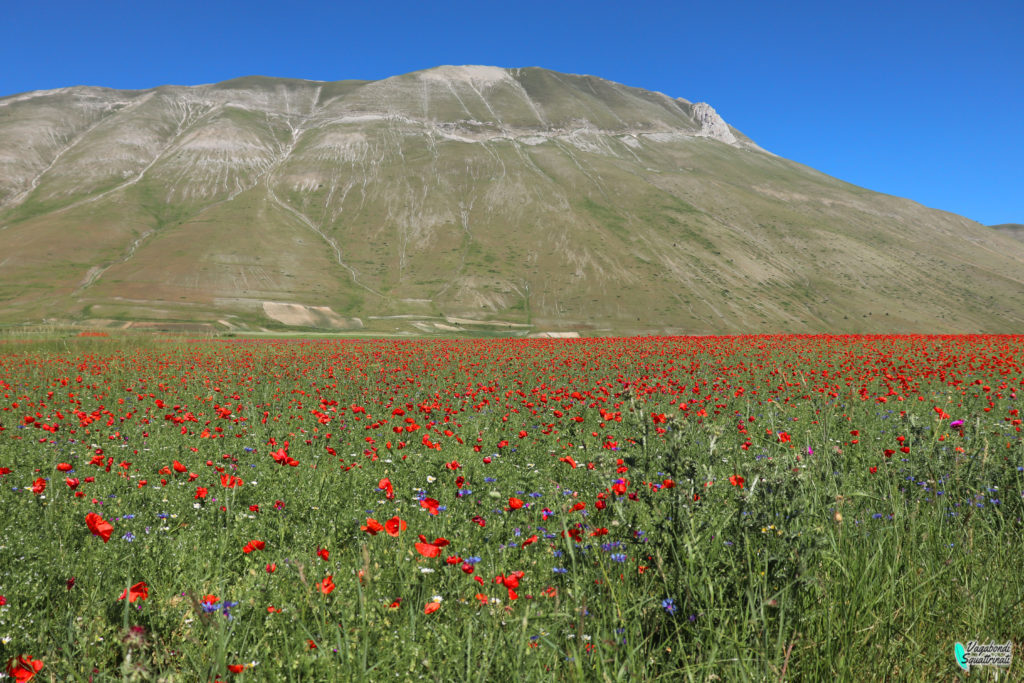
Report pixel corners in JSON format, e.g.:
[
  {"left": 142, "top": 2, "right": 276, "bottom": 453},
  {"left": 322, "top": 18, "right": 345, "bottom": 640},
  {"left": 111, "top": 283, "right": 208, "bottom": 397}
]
[
  {"left": 553, "top": 567, "right": 568, "bottom": 574},
  {"left": 610, "top": 553, "right": 627, "bottom": 563},
  {"left": 484, "top": 477, "right": 497, "bottom": 483},
  {"left": 122, "top": 532, "right": 136, "bottom": 542},
  {"left": 464, "top": 556, "right": 482, "bottom": 565},
  {"left": 662, "top": 598, "right": 677, "bottom": 615}
]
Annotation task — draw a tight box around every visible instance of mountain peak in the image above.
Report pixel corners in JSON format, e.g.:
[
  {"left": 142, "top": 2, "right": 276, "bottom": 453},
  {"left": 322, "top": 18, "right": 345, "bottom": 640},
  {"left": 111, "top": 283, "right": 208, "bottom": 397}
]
[{"left": 417, "top": 64, "right": 512, "bottom": 86}]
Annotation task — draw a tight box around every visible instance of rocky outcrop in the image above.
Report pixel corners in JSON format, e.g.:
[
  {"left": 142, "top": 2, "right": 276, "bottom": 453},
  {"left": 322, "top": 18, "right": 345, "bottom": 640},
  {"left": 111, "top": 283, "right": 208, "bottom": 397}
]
[{"left": 690, "top": 102, "right": 738, "bottom": 144}]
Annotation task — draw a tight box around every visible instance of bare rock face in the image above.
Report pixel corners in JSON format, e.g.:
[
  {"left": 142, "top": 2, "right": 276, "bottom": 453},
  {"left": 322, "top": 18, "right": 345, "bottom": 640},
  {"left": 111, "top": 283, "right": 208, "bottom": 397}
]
[{"left": 691, "top": 102, "right": 738, "bottom": 144}]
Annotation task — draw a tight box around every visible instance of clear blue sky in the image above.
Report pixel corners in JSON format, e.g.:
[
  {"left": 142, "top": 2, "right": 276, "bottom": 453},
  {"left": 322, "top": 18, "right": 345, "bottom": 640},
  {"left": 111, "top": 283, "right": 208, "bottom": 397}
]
[{"left": 3, "top": 0, "right": 1021, "bottom": 225}]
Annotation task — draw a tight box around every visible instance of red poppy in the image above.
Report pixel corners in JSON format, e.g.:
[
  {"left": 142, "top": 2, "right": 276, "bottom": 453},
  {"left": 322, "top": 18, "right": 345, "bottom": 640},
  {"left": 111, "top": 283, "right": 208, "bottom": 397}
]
[
  {"left": 227, "top": 664, "right": 245, "bottom": 673},
  {"left": 172, "top": 460, "right": 188, "bottom": 473},
  {"left": 5, "top": 654, "right": 43, "bottom": 682},
  {"left": 195, "top": 486, "right": 208, "bottom": 499},
  {"left": 729, "top": 474, "right": 745, "bottom": 489},
  {"left": 471, "top": 515, "right": 486, "bottom": 528},
  {"left": 242, "top": 540, "right": 265, "bottom": 554},
  {"left": 495, "top": 570, "right": 524, "bottom": 589},
  {"left": 388, "top": 598, "right": 402, "bottom": 609},
  {"left": 415, "top": 535, "right": 449, "bottom": 557},
  {"left": 56, "top": 463, "right": 72, "bottom": 472},
  {"left": 384, "top": 516, "right": 407, "bottom": 537},
  {"left": 317, "top": 547, "right": 329, "bottom": 561},
  {"left": 415, "top": 542, "right": 441, "bottom": 558},
  {"left": 85, "top": 512, "right": 113, "bottom": 542},
  {"left": 65, "top": 477, "right": 80, "bottom": 489},
  {"left": 118, "top": 581, "right": 148, "bottom": 603},
  {"left": 508, "top": 497, "right": 524, "bottom": 510},
  {"left": 318, "top": 576, "right": 335, "bottom": 594},
  {"left": 361, "top": 518, "right": 384, "bottom": 535},
  {"left": 378, "top": 478, "right": 394, "bottom": 499},
  {"left": 423, "top": 601, "right": 441, "bottom": 614},
  {"left": 220, "top": 474, "right": 243, "bottom": 488},
  {"left": 420, "top": 497, "right": 440, "bottom": 515},
  {"left": 30, "top": 478, "right": 46, "bottom": 495},
  {"left": 265, "top": 563, "right": 276, "bottom": 573}
]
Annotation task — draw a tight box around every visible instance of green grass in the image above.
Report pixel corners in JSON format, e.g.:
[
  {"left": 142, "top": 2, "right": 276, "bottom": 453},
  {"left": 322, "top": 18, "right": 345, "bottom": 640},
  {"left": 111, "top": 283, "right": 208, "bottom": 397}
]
[{"left": 0, "top": 335, "right": 1021, "bottom": 681}]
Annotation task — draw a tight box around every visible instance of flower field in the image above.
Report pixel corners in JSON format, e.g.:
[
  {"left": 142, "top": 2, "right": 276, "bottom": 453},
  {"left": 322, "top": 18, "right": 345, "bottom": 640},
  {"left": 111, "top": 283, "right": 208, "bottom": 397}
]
[{"left": 1, "top": 335, "right": 1021, "bottom": 681}]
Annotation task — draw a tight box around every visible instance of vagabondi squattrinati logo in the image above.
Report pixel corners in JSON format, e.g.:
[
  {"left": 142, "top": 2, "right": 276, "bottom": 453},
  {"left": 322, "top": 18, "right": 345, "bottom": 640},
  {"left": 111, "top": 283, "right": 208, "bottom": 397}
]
[{"left": 954, "top": 640, "right": 1013, "bottom": 672}]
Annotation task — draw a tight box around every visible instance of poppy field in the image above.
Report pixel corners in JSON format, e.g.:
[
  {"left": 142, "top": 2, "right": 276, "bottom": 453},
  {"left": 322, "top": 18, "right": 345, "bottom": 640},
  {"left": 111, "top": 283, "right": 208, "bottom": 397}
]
[{"left": 1, "top": 334, "right": 1022, "bottom": 681}]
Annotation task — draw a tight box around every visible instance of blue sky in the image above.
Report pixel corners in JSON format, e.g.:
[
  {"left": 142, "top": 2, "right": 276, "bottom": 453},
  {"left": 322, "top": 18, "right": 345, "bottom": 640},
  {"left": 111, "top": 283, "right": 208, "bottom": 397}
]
[{"left": 3, "top": 0, "right": 1021, "bottom": 225}]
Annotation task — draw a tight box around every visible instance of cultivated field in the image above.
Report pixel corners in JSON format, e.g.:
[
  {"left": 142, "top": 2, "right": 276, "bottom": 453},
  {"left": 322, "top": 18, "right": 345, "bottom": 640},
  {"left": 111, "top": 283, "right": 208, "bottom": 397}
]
[{"left": 0, "top": 335, "right": 1021, "bottom": 681}]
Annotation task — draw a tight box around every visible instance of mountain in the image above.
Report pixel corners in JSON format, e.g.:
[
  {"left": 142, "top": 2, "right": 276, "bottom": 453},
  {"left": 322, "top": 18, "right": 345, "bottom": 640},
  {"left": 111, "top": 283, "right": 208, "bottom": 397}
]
[{"left": 1, "top": 65, "right": 1022, "bottom": 335}]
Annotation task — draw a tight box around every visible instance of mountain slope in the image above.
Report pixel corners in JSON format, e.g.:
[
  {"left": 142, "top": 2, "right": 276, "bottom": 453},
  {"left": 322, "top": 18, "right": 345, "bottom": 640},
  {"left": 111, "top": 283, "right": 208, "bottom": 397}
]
[
  {"left": 1, "top": 65, "right": 1022, "bottom": 334},
  {"left": 992, "top": 224, "right": 1024, "bottom": 243}
]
